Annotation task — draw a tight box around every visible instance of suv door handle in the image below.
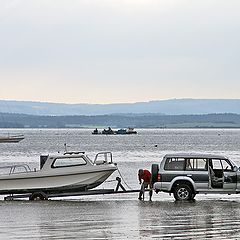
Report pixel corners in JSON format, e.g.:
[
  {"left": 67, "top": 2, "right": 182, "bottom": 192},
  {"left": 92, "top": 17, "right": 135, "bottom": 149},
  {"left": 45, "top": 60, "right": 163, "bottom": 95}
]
[{"left": 187, "top": 174, "right": 192, "bottom": 177}]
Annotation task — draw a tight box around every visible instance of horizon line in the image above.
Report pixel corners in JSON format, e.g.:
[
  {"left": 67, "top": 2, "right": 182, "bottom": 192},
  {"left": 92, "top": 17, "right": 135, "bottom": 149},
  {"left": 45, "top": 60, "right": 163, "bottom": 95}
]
[{"left": 1, "top": 98, "right": 240, "bottom": 105}]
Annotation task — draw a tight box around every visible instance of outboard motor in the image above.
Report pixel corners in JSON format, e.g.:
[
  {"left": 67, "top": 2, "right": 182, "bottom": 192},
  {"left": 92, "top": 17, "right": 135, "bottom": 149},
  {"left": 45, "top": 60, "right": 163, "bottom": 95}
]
[{"left": 40, "top": 155, "right": 48, "bottom": 169}]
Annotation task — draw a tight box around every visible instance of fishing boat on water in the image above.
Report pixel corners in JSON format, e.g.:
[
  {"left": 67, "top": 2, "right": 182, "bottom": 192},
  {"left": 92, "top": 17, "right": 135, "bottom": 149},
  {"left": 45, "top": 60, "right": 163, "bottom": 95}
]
[
  {"left": 116, "top": 128, "right": 137, "bottom": 135},
  {"left": 0, "top": 134, "right": 24, "bottom": 143},
  {"left": 92, "top": 127, "right": 137, "bottom": 135},
  {"left": 92, "top": 127, "right": 115, "bottom": 135}
]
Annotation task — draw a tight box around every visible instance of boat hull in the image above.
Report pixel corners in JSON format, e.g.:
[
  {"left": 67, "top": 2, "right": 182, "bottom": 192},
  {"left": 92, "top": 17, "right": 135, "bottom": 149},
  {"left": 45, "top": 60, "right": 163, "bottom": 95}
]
[
  {"left": 0, "top": 165, "right": 116, "bottom": 194},
  {"left": 0, "top": 137, "right": 24, "bottom": 143}
]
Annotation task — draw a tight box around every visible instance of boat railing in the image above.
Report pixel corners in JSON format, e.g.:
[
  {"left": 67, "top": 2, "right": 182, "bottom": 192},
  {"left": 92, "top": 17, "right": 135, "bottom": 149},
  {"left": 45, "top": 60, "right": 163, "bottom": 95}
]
[
  {"left": 94, "top": 152, "right": 113, "bottom": 165},
  {"left": 0, "top": 164, "right": 32, "bottom": 175}
]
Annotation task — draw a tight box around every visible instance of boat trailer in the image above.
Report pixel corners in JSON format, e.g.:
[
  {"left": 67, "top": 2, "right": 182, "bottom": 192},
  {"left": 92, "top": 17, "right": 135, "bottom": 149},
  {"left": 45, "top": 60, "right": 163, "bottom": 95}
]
[{"left": 4, "top": 177, "right": 141, "bottom": 201}]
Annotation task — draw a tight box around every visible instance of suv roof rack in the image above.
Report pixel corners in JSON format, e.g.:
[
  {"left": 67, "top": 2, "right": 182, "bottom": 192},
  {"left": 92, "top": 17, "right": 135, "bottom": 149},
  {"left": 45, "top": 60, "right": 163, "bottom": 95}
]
[{"left": 63, "top": 151, "right": 85, "bottom": 155}]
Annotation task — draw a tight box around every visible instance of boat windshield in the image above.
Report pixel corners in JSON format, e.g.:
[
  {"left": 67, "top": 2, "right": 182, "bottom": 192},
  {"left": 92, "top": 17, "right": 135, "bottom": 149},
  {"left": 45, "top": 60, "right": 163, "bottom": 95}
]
[
  {"left": 94, "top": 152, "right": 113, "bottom": 165},
  {"left": 52, "top": 157, "right": 87, "bottom": 168}
]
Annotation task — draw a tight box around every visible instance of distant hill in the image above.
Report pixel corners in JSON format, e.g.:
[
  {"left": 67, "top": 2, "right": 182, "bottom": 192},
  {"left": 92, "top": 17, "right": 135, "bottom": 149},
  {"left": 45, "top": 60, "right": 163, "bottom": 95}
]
[{"left": 1, "top": 99, "right": 240, "bottom": 116}]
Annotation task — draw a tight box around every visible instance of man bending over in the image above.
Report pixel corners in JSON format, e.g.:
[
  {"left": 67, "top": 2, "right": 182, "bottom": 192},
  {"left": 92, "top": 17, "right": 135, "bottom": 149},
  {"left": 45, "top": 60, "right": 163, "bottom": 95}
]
[{"left": 138, "top": 169, "right": 153, "bottom": 201}]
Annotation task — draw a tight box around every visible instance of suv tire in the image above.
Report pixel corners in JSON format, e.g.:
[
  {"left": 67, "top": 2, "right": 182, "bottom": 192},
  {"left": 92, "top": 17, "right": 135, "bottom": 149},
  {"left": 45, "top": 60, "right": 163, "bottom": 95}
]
[
  {"left": 173, "top": 183, "right": 193, "bottom": 201},
  {"left": 190, "top": 192, "right": 196, "bottom": 200}
]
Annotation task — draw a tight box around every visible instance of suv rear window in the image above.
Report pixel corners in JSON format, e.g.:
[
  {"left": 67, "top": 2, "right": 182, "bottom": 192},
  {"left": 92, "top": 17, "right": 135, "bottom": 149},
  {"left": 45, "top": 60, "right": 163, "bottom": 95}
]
[{"left": 164, "top": 158, "right": 185, "bottom": 170}]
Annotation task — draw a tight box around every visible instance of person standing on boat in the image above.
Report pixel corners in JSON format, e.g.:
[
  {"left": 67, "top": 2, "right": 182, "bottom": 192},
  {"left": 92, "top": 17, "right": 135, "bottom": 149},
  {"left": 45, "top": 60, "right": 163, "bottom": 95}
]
[{"left": 138, "top": 169, "right": 153, "bottom": 201}]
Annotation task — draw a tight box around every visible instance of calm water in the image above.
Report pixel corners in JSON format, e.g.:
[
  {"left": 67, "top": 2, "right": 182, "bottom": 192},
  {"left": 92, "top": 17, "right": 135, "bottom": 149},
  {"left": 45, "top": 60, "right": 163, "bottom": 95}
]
[{"left": 1, "top": 128, "right": 240, "bottom": 239}]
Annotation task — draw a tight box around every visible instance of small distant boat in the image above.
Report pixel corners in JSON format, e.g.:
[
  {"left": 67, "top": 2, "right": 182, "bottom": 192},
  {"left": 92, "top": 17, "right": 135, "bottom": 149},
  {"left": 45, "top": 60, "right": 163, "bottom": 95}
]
[
  {"left": 92, "top": 127, "right": 137, "bottom": 135},
  {"left": 0, "top": 135, "right": 24, "bottom": 143},
  {"left": 92, "top": 129, "right": 99, "bottom": 135},
  {"left": 102, "top": 127, "right": 116, "bottom": 135},
  {"left": 92, "top": 127, "right": 116, "bottom": 135},
  {"left": 116, "top": 128, "right": 137, "bottom": 135}
]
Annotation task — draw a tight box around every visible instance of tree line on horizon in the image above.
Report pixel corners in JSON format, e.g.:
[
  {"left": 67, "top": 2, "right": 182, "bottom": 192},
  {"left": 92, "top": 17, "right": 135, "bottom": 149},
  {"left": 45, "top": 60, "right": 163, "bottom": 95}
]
[{"left": 0, "top": 112, "right": 240, "bottom": 128}]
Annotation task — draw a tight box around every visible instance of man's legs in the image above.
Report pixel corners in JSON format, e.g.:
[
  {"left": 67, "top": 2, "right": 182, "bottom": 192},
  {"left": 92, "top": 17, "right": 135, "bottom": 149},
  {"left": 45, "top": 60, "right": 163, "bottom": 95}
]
[
  {"left": 149, "top": 182, "right": 153, "bottom": 201},
  {"left": 149, "top": 189, "right": 153, "bottom": 201},
  {"left": 138, "top": 182, "right": 145, "bottom": 200}
]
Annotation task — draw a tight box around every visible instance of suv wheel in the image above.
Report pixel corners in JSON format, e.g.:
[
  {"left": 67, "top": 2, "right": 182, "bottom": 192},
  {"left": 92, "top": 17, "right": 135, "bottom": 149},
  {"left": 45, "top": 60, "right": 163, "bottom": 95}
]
[
  {"left": 173, "top": 183, "right": 193, "bottom": 201},
  {"left": 190, "top": 192, "right": 196, "bottom": 200}
]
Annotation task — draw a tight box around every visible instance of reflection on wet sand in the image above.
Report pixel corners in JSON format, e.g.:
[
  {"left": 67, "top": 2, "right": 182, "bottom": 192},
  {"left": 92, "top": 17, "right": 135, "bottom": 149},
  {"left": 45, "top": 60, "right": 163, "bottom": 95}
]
[
  {"left": 138, "top": 200, "right": 240, "bottom": 239},
  {"left": 1, "top": 199, "right": 240, "bottom": 239}
]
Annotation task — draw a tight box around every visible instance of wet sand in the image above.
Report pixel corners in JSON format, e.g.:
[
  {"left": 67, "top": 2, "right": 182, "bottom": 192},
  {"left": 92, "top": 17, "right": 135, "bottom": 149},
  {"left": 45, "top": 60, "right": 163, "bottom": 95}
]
[{"left": 1, "top": 194, "right": 240, "bottom": 239}]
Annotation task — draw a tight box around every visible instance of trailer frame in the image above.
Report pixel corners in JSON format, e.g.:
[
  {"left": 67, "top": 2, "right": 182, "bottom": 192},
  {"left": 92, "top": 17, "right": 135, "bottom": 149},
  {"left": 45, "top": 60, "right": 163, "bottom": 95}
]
[{"left": 4, "top": 177, "right": 141, "bottom": 201}]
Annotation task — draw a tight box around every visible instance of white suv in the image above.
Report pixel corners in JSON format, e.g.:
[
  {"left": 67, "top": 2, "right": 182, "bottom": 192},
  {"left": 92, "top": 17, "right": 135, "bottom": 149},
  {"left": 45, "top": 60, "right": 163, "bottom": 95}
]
[{"left": 151, "top": 153, "right": 240, "bottom": 201}]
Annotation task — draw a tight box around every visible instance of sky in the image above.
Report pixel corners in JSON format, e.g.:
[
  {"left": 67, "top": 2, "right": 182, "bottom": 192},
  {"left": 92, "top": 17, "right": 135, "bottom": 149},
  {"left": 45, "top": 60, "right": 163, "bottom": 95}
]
[{"left": 0, "top": 0, "right": 240, "bottom": 104}]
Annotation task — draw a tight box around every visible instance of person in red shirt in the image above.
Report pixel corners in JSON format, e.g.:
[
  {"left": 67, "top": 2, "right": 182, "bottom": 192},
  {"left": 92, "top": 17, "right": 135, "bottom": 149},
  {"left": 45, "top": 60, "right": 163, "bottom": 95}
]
[{"left": 138, "top": 169, "right": 153, "bottom": 201}]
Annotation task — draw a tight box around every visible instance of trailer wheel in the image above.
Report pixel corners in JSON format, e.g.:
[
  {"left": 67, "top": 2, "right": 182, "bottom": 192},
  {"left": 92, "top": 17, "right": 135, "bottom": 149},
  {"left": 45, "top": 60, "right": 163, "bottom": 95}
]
[
  {"left": 151, "top": 164, "right": 159, "bottom": 184},
  {"left": 29, "top": 192, "right": 48, "bottom": 201}
]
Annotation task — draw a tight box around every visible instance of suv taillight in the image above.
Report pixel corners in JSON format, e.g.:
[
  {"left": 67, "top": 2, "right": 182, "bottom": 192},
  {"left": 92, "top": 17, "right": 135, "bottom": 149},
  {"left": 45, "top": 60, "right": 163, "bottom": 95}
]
[{"left": 157, "top": 173, "right": 161, "bottom": 182}]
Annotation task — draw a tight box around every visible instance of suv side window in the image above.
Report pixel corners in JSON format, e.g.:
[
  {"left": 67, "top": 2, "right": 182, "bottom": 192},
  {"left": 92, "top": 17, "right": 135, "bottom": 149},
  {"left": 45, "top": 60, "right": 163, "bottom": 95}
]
[
  {"left": 186, "top": 158, "right": 207, "bottom": 171},
  {"left": 212, "top": 159, "right": 233, "bottom": 171},
  {"left": 164, "top": 158, "right": 185, "bottom": 170},
  {"left": 221, "top": 159, "right": 233, "bottom": 171},
  {"left": 212, "top": 159, "right": 222, "bottom": 170}
]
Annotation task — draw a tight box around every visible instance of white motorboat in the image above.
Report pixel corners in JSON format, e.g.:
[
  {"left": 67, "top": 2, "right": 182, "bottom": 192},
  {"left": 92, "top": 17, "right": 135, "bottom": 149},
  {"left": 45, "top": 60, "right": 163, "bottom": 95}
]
[
  {"left": 0, "top": 134, "right": 24, "bottom": 143},
  {"left": 0, "top": 151, "right": 117, "bottom": 196}
]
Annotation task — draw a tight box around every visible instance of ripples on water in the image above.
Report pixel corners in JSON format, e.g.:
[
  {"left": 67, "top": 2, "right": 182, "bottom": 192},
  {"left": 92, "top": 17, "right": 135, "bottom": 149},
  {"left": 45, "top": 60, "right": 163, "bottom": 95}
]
[{"left": 0, "top": 128, "right": 240, "bottom": 239}]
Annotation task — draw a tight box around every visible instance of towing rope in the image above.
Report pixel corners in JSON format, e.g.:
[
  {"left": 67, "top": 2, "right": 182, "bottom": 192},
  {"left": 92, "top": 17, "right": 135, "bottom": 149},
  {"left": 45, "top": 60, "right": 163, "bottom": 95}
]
[
  {"left": 104, "top": 179, "right": 117, "bottom": 183},
  {"left": 116, "top": 167, "right": 133, "bottom": 190},
  {"left": 104, "top": 167, "right": 134, "bottom": 190},
  {"left": 105, "top": 167, "right": 133, "bottom": 190}
]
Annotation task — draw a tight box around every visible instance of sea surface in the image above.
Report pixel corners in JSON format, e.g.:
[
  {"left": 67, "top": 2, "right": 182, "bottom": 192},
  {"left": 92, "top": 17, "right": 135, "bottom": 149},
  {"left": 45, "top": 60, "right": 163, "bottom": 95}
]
[{"left": 0, "top": 128, "right": 240, "bottom": 239}]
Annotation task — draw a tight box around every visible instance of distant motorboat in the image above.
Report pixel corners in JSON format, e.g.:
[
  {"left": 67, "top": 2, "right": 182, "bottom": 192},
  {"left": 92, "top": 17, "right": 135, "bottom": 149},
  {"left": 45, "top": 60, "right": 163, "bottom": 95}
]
[
  {"left": 102, "top": 127, "right": 116, "bottom": 135},
  {"left": 0, "top": 135, "right": 24, "bottom": 143},
  {"left": 92, "top": 128, "right": 100, "bottom": 135},
  {"left": 92, "top": 127, "right": 116, "bottom": 135},
  {"left": 116, "top": 128, "right": 137, "bottom": 135}
]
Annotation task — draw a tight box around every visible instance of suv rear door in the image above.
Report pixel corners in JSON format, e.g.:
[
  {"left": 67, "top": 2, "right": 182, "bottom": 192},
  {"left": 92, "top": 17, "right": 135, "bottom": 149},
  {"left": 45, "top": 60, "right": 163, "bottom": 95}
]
[{"left": 185, "top": 158, "right": 209, "bottom": 190}]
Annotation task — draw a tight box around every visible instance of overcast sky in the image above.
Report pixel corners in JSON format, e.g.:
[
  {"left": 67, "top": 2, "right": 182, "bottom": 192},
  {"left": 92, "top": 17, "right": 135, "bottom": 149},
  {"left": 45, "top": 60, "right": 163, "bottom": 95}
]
[{"left": 0, "top": 0, "right": 240, "bottom": 103}]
